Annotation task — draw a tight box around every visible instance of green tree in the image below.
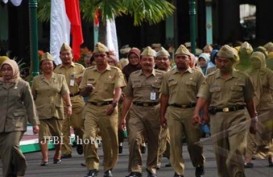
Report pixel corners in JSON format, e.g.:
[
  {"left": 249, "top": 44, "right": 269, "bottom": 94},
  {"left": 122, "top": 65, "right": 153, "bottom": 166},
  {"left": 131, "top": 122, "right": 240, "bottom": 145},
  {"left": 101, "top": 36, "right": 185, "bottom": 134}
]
[{"left": 37, "top": 0, "right": 175, "bottom": 43}]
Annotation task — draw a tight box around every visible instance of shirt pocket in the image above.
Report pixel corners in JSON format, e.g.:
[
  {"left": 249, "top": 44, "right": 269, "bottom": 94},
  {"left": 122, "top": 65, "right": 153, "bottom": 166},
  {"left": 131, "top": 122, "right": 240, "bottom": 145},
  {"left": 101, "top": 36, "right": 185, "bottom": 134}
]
[
  {"left": 12, "top": 110, "right": 27, "bottom": 128},
  {"left": 185, "top": 80, "right": 197, "bottom": 90},
  {"left": 209, "top": 86, "right": 221, "bottom": 101},
  {"left": 168, "top": 80, "right": 178, "bottom": 94},
  {"left": 230, "top": 82, "right": 244, "bottom": 100}
]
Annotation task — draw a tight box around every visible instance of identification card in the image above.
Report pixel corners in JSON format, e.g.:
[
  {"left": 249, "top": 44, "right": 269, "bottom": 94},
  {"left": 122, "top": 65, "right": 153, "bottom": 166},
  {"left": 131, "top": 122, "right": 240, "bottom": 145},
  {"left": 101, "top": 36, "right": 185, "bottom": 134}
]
[
  {"left": 150, "top": 91, "right": 156, "bottom": 101},
  {"left": 69, "top": 79, "right": 75, "bottom": 86}
]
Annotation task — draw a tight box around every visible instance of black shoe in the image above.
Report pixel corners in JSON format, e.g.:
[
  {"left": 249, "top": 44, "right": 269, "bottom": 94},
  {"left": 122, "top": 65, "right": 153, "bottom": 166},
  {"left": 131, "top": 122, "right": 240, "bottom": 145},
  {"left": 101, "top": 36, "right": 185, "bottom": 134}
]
[
  {"left": 119, "top": 143, "right": 123, "bottom": 154},
  {"left": 85, "top": 169, "right": 98, "bottom": 177},
  {"left": 77, "top": 144, "right": 83, "bottom": 155},
  {"left": 140, "top": 144, "right": 146, "bottom": 154},
  {"left": 125, "top": 172, "right": 142, "bottom": 177},
  {"left": 104, "top": 169, "right": 113, "bottom": 177},
  {"left": 195, "top": 166, "right": 204, "bottom": 177},
  {"left": 268, "top": 157, "right": 273, "bottom": 167},
  {"left": 173, "top": 172, "right": 184, "bottom": 177},
  {"left": 53, "top": 158, "right": 62, "bottom": 164},
  {"left": 244, "top": 162, "right": 254, "bottom": 168},
  {"left": 61, "top": 154, "right": 72, "bottom": 158},
  {"left": 146, "top": 169, "right": 157, "bottom": 177},
  {"left": 40, "top": 161, "right": 48, "bottom": 166}
]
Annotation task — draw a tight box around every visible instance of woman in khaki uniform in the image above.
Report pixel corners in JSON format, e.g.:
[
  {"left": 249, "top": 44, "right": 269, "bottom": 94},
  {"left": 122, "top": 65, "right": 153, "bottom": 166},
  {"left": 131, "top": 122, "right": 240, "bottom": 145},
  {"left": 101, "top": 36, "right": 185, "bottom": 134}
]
[
  {"left": 244, "top": 51, "right": 273, "bottom": 167},
  {"left": 32, "top": 52, "right": 72, "bottom": 166},
  {"left": 0, "top": 59, "right": 39, "bottom": 177}
]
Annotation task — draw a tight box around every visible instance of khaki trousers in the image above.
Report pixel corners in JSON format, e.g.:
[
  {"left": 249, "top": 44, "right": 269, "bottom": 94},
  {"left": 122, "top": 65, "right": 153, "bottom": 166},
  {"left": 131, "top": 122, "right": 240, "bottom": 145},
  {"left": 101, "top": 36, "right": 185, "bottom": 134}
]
[
  {"left": 245, "top": 109, "right": 273, "bottom": 159},
  {"left": 127, "top": 105, "right": 160, "bottom": 174},
  {"left": 166, "top": 107, "right": 204, "bottom": 176},
  {"left": 83, "top": 103, "right": 118, "bottom": 171},
  {"left": 210, "top": 109, "right": 248, "bottom": 177},
  {"left": 0, "top": 131, "right": 26, "bottom": 177},
  {"left": 62, "top": 96, "right": 85, "bottom": 155},
  {"left": 157, "top": 126, "right": 170, "bottom": 166}
]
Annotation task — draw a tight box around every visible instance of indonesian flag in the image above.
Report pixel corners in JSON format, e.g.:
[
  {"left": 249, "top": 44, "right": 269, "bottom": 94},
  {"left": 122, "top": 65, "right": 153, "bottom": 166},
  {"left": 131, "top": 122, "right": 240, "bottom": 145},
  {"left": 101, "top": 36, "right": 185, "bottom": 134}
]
[{"left": 50, "top": 0, "right": 83, "bottom": 64}]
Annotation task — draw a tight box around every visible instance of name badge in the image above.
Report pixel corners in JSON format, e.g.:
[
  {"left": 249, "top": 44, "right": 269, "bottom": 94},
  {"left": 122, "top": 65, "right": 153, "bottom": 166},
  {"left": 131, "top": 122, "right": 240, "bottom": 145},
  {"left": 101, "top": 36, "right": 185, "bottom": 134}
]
[
  {"left": 150, "top": 91, "right": 156, "bottom": 101},
  {"left": 69, "top": 79, "right": 75, "bottom": 86}
]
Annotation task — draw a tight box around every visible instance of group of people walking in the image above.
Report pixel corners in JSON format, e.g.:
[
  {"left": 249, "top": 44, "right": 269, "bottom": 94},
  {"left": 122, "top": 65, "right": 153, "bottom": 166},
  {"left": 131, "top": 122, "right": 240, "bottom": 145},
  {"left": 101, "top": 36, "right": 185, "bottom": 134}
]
[{"left": 0, "top": 40, "right": 273, "bottom": 177}]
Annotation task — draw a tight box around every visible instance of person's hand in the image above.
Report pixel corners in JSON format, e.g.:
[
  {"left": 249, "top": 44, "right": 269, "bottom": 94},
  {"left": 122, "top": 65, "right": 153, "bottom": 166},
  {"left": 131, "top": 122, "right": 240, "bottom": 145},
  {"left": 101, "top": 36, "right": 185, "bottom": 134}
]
[
  {"left": 249, "top": 117, "right": 258, "bottom": 134},
  {"left": 193, "top": 113, "right": 201, "bottom": 125},
  {"left": 160, "top": 116, "right": 167, "bottom": 128},
  {"left": 32, "top": 125, "right": 39, "bottom": 134},
  {"left": 201, "top": 113, "right": 210, "bottom": 124},
  {"left": 106, "top": 104, "right": 115, "bottom": 115},
  {"left": 66, "top": 106, "right": 72, "bottom": 116},
  {"left": 86, "top": 84, "right": 94, "bottom": 93},
  {"left": 120, "top": 118, "right": 126, "bottom": 130}
]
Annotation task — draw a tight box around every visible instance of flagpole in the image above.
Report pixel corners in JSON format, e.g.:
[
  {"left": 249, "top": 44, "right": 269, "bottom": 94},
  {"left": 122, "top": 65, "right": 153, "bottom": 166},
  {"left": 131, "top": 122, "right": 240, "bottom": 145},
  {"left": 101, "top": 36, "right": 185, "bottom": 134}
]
[{"left": 29, "top": 0, "right": 39, "bottom": 76}]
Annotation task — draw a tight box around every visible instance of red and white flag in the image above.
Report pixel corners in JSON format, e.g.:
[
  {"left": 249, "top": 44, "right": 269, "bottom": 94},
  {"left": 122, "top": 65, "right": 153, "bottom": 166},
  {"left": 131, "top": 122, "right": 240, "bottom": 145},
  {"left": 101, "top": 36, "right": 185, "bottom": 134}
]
[{"left": 50, "top": 0, "right": 83, "bottom": 64}]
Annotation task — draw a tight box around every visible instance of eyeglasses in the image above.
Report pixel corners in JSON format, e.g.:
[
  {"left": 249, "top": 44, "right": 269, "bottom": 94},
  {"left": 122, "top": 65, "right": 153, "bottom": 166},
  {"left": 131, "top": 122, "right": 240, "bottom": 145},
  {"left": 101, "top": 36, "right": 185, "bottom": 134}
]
[{"left": 93, "top": 54, "right": 106, "bottom": 58}]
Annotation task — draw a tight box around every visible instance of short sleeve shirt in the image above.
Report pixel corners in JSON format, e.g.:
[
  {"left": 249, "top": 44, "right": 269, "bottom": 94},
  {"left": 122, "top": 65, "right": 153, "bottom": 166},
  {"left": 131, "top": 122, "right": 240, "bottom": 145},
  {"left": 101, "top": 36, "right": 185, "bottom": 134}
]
[
  {"left": 124, "top": 69, "right": 165, "bottom": 102},
  {"left": 32, "top": 73, "right": 69, "bottom": 119},
  {"left": 161, "top": 67, "right": 205, "bottom": 105},
  {"left": 54, "top": 62, "right": 85, "bottom": 94},
  {"left": 79, "top": 65, "right": 126, "bottom": 102},
  {"left": 197, "top": 69, "right": 254, "bottom": 107}
]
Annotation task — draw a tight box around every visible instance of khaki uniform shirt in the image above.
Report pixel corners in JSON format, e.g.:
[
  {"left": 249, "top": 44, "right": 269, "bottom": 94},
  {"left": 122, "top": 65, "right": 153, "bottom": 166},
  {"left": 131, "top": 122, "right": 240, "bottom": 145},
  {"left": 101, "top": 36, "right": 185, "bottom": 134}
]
[
  {"left": 32, "top": 73, "right": 69, "bottom": 120},
  {"left": 54, "top": 62, "right": 85, "bottom": 96},
  {"left": 197, "top": 69, "right": 254, "bottom": 107},
  {"left": 161, "top": 67, "right": 205, "bottom": 105},
  {"left": 124, "top": 69, "right": 165, "bottom": 102},
  {"left": 79, "top": 65, "right": 126, "bottom": 102},
  {"left": 0, "top": 79, "right": 39, "bottom": 132},
  {"left": 247, "top": 68, "right": 273, "bottom": 111}
]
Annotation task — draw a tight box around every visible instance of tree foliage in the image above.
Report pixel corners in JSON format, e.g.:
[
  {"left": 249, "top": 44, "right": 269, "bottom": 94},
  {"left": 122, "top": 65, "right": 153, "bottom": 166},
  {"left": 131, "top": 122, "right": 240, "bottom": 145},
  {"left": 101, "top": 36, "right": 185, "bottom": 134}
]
[{"left": 37, "top": 0, "right": 175, "bottom": 26}]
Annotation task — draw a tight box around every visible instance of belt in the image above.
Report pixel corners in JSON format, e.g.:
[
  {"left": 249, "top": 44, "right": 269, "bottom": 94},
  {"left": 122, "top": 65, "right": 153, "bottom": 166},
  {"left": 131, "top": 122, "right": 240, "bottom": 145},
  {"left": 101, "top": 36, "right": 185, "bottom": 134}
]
[
  {"left": 169, "top": 103, "right": 196, "bottom": 108},
  {"left": 133, "top": 101, "right": 159, "bottom": 107},
  {"left": 209, "top": 105, "right": 245, "bottom": 115},
  {"left": 89, "top": 101, "right": 112, "bottom": 106},
  {"left": 70, "top": 92, "right": 80, "bottom": 97}
]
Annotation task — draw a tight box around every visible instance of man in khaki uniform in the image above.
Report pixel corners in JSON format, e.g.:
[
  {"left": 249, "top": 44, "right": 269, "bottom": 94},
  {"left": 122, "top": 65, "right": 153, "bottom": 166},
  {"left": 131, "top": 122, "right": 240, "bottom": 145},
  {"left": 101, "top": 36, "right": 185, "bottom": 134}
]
[
  {"left": 160, "top": 45, "right": 205, "bottom": 177},
  {"left": 154, "top": 47, "right": 171, "bottom": 169},
  {"left": 121, "top": 46, "right": 165, "bottom": 177},
  {"left": 193, "top": 45, "right": 257, "bottom": 177},
  {"left": 79, "top": 42, "right": 126, "bottom": 177},
  {"left": 54, "top": 43, "right": 85, "bottom": 158}
]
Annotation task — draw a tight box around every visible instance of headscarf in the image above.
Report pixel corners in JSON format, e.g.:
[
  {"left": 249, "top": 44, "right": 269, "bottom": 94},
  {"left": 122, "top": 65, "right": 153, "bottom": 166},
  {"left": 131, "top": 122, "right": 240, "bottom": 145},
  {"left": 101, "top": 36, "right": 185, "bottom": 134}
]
[{"left": 0, "top": 59, "right": 20, "bottom": 83}]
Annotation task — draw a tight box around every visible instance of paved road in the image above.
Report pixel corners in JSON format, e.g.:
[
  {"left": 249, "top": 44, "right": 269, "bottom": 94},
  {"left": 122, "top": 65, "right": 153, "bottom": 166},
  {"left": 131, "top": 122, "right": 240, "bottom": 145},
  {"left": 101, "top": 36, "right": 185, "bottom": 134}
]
[{"left": 1, "top": 137, "right": 273, "bottom": 177}]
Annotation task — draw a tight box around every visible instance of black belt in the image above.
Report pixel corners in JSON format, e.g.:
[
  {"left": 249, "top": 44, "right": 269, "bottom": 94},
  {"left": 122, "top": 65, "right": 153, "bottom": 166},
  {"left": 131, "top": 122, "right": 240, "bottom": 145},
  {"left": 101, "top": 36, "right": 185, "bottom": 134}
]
[
  {"left": 89, "top": 101, "right": 112, "bottom": 106},
  {"left": 70, "top": 92, "right": 80, "bottom": 97},
  {"left": 169, "top": 103, "right": 196, "bottom": 108},
  {"left": 133, "top": 101, "right": 159, "bottom": 107},
  {"left": 209, "top": 105, "right": 245, "bottom": 115}
]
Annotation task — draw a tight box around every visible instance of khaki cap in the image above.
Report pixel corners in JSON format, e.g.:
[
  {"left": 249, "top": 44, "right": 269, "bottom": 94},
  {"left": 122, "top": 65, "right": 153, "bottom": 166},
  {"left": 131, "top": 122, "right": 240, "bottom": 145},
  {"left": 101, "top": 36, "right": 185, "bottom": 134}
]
[
  {"left": 264, "top": 42, "right": 273, "bottom": 52},
  {"left": 41, "top": 52, "right": 54, "bottom": 61},
  {"left": 141, "top": 46, "right": 156, "bottom": 57},
  {"left": 156, "top": 47, "right": 170, "bottom": 57},
  {"left": 94, "top": 42, "right": 109, "bottom": 53},
  {"left": 217, "top": 45, "right": 239, "bottom": 62},
  {"left": 60, "top": 43, "right": 72, "bottom": 52},
  {"left": 239, "top": 41, "right": 253, "bottom": 55},
  {"left": 0, "top": 56, "right": 9, "bottom": 65},
  {"left": 250, "top": 51, "right": 265, "bottom": 61},
  {"left": 175, "top": 44, "right": 192, "bottom": 56}
]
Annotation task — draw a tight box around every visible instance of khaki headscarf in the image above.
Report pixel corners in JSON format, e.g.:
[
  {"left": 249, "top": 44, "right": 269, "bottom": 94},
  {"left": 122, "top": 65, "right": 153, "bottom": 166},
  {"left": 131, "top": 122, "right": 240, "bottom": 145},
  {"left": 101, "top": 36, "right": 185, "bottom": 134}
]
[{"left": 0, "top": 59, "right": 20, "bottom": 83}]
